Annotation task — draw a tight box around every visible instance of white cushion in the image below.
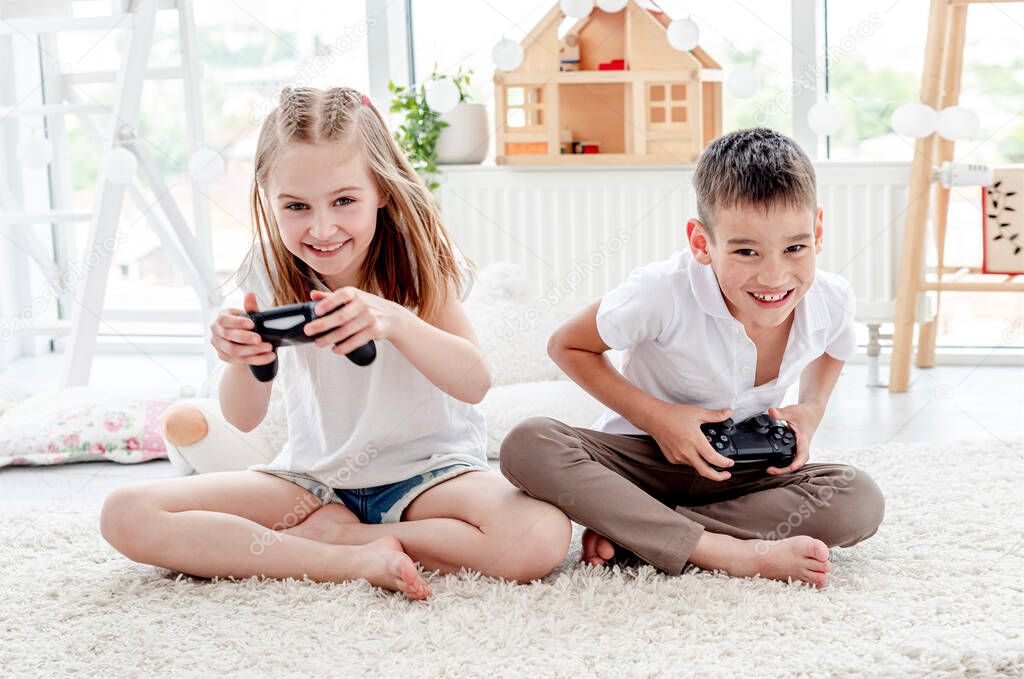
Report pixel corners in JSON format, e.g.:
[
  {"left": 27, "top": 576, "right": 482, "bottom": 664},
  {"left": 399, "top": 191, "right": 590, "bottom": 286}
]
[
  {"left": 164, "top": 398, "right": 278, "bottom": 475},
  {"left": 480, "top": 380, "right": 606, "bottom": 459},
  {"left": 463, "top": 263, "right": 581, "bottom": 386},
  {"left": 0, "top": 379, "right": 31, "bottom": 418}
]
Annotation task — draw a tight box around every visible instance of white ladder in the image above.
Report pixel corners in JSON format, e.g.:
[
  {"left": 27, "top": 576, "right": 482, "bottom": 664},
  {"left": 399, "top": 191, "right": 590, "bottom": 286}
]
[{"left": 0, "top": 0, "right": 221, "bottom": 385}]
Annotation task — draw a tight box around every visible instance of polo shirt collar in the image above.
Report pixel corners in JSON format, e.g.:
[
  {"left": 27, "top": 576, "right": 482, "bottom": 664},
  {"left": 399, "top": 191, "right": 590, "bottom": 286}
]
[{"left": 689, "top": 253, "right": 733, "bottom": 320}]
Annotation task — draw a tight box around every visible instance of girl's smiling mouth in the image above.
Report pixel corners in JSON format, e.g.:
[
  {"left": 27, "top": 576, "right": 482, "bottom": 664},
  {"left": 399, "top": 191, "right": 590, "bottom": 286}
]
[{"left": 304, "top": 239, "right": 351, "bottom": 257}]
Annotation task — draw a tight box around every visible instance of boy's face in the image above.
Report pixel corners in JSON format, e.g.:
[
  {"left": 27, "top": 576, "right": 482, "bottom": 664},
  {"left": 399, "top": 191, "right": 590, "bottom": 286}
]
[
  {"left": 268, "top": 140, "right": 386, "bottom": 290},
  {"left": 687, "top": 204, "right": 824, "bottom": 332}
]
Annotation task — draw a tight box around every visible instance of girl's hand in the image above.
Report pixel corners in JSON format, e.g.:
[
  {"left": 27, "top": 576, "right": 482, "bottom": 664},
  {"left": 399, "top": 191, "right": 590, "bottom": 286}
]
[
  {"left": 303, "top": 287, "right": 409, "bottom": 356},
  {"left": 209, "top": 291, "right": 276, "bottom": 367}
]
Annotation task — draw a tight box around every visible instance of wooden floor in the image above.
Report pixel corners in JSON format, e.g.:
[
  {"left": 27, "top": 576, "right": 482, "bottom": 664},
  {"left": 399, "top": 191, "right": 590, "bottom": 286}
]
[{"left": 1, "top": 352, "right": 1021, "bottom": 511}]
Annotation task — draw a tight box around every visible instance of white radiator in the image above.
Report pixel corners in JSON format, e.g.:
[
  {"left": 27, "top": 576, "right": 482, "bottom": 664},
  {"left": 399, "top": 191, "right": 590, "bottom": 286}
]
[{"left": 438, "top": 162, "right": 910, "bottom": 324}]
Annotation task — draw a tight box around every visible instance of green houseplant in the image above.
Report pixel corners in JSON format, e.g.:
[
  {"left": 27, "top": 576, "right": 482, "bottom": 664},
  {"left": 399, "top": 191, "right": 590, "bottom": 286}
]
[{"left": 388, "top": 67, "right": 472, "bottom": 192}]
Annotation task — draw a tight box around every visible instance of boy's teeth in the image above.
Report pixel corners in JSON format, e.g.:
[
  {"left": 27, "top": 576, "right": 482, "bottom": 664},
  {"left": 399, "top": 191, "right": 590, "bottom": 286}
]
[{"left": 752, "top": 291, "right": 787, "bottom": 302}]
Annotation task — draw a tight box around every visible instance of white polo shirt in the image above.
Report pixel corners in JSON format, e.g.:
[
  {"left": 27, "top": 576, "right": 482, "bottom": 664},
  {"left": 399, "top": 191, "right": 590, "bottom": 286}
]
[{"left": 592, "top": 248, "right": 857, "bottom": 435}]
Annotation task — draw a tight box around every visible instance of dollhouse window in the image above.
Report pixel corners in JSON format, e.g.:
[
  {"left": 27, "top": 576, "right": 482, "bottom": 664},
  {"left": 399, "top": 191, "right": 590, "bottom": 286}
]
[
  {"left": 647, "top": 82, "right": 687, "bottom": 127},
  {"left": 506, "top": 86, "right": 544, "bottom": 129}
]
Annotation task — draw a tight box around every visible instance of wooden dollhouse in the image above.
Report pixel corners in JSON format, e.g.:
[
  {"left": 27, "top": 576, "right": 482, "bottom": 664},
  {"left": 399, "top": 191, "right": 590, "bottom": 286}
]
[{"left": 494, "top": 0, "right": 723, "bottom": 165}]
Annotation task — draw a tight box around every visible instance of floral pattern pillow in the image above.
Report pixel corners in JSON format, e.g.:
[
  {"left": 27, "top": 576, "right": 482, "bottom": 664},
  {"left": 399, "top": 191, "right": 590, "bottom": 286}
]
[{"left": 0, "top": 387, "right": 170, "bottom": 467}]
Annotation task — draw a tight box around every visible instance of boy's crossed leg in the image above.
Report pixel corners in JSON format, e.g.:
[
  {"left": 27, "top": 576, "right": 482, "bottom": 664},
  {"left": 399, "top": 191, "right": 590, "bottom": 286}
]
[{"left": 498, "top": 417, "right": 885, "bottom": 588}]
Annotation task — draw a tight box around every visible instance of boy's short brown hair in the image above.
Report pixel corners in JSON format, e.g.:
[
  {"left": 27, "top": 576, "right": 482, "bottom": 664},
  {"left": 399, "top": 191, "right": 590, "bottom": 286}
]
[{"left": 692, "top": 128, "right": 817, "bottom": 242}]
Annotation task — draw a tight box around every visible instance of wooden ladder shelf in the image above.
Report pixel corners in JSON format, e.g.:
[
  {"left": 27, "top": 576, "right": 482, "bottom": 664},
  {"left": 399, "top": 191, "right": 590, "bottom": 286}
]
[{"left": 889, "top": 0, "right": 1024, "bottom": 392}]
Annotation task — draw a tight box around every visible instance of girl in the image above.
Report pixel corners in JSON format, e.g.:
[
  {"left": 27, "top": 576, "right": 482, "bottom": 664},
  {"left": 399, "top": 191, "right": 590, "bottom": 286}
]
[{"left": 100, "top": 86, "right": 571, "bottom": 600}]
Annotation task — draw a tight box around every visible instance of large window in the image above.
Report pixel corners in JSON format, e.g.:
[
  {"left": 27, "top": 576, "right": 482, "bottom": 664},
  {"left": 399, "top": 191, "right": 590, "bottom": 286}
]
[
  {"left": 826, "top": 0, "right": 1024, "bottom": 349},
  {"left": 38, "top": 1, "right": 373, "bottom": 337},
  {"left": 5, "top": 1, "right": 1019, "bottom": 355},
  {"left": 825, "top": 0, "right": 1024, "bottom": 164},
  {"left": 410, "top": 0, "right": 1022, "bottom": 351},
  {"left": 669, "top": 0, "right": 793, "bottom": 135}
]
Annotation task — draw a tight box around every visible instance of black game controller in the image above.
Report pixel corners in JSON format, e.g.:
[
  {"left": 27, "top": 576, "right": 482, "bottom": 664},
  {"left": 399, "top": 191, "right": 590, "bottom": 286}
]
[
  {"left": 700, "top": 413, "right": 796, "bottom": 471},
  {"left": 245, "top": 301, "right": 376, "bottom": 382}
]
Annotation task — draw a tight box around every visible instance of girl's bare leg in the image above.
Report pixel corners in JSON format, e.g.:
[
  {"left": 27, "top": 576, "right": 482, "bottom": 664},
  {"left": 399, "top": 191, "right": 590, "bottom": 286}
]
[
  {"left": 100, "top": 471, "right": 431, "bottom": 599},
  {"left": 282, "top": 471, "right": 571, "bottom": 583}
]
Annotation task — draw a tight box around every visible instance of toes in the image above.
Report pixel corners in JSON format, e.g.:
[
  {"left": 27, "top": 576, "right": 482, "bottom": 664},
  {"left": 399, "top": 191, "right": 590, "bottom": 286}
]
[
  {"left": 804, "top": 570, "right": 829, "bottom": 589},
  {"left": 400, "top": 579, "right": 430, "bottom": 600},
  {"left": 397, "top": 561, "right": 431, "bottom": 599},
  {"left": 580, "top": 530, "right": 598, "bottom": 562},
  {"left": 803, "top": 537, "right": 830, "bottom": 562},
  {"left": 812, "top": 560, "right": 833, "bottom": 574},
  {"left": 803, "top": 550, "right": 832, "bottom": 574},
  {"left": 407, "top": 579, "right": 431, "bottom": 599},
  {"left": 596, "top": 538, "right": 616, "bottom": 560}
]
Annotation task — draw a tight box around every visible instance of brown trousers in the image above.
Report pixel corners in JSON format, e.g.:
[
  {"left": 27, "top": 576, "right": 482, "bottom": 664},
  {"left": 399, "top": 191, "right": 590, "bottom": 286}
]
[{"left": 499, "top": 417, "right": 885, "bottom": 575}]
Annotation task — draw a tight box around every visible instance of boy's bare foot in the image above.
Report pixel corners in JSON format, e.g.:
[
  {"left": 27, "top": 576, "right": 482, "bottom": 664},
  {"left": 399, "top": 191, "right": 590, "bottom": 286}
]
[
  {"left": 581, "top": 527, "right": 617, "bottom": 567},
  {"left": 690, "top": 532, "right": 832, "bottom": 588},
  {"left": 282, "top": 502, "right": 362, "bottom": 544},
  {"left": 347, "top": 536, "right": 432, "bottom": 600}
]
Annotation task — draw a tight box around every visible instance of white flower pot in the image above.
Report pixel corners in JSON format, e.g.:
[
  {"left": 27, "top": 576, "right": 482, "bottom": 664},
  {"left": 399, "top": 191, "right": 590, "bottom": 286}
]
[{"left": 436, "top": 103, "right": 489, "bottom": 165}]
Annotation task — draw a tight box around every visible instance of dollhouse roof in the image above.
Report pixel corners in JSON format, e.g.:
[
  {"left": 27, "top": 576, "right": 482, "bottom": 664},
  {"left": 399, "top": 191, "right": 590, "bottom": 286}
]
[{"left": 515, "top": 0, "right": 721, "bottom": 74}]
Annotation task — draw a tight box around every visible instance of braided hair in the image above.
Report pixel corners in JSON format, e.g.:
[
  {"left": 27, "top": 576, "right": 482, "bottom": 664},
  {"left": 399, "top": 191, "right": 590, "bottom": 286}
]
[{"left": 241, "top": 86, "right": 465, "bottom": 319}]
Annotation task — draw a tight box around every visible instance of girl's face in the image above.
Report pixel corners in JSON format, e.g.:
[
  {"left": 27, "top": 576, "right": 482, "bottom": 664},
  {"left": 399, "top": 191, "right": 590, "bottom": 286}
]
[{"left": 267, "top": 139, "right": 386, "bottom": 290}]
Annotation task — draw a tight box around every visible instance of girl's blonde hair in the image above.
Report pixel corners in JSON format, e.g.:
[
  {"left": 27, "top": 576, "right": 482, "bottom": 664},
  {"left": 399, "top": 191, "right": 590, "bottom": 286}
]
[{"left": 243, "top": 85, "right": 465, "bottom": 318}]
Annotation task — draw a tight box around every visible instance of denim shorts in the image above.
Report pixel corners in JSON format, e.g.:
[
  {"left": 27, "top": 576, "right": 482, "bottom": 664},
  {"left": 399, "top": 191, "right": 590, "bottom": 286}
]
[{"left": 254, "top": 462, "right": 482, "bottom": 524}]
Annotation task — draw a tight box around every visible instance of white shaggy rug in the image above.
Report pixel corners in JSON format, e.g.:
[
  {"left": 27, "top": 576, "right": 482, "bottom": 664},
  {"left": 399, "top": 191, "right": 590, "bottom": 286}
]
[{"left": 2, "top": 441, "right": 1022, "bottom": 677}]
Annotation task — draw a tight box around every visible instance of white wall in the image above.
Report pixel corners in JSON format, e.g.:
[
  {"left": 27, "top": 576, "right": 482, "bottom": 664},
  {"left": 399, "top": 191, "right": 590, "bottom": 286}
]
[
  {"left": 0, "top": 31, "right": 54, "bottom": 369},
  {"left": 0, "top": 32, "right": 20, "bottom": 370}
]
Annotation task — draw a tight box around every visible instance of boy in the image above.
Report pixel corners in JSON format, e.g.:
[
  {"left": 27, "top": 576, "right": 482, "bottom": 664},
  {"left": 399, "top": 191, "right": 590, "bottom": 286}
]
[{"left": 500, "top": 128, "right": 884, "bottom": 588}]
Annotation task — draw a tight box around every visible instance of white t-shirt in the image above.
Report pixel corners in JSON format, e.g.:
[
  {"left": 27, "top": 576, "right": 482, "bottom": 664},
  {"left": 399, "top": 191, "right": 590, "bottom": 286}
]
[
  {"left": 592, "top": 249, "right": 857, "bottom": 435},
  {"left": 234, "top": 247, "right": 488, "bottom": 489}
]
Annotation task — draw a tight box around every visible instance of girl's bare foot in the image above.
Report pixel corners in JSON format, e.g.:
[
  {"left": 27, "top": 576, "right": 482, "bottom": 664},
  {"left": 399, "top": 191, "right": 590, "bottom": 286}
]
[
  {"left": 580, "top": 527, "right": 617, "bottom": 567},
  {"left": 691, "top": 532, "right": 832, "bottom": 588},
  {"left": 348, "top": 536, "right": 432, "bottom": 600},
  {"left": 282, "top": 502, "right": 362, "bottom": 544}
]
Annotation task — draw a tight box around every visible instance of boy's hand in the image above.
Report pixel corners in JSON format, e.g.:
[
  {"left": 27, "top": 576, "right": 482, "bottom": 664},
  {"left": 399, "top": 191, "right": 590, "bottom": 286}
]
[
  {"left": 647, "top": 405, "right": 736, "bottom": 481},
  {"left": 766, "top": 403, "right": 823, "bottom": 474}
]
